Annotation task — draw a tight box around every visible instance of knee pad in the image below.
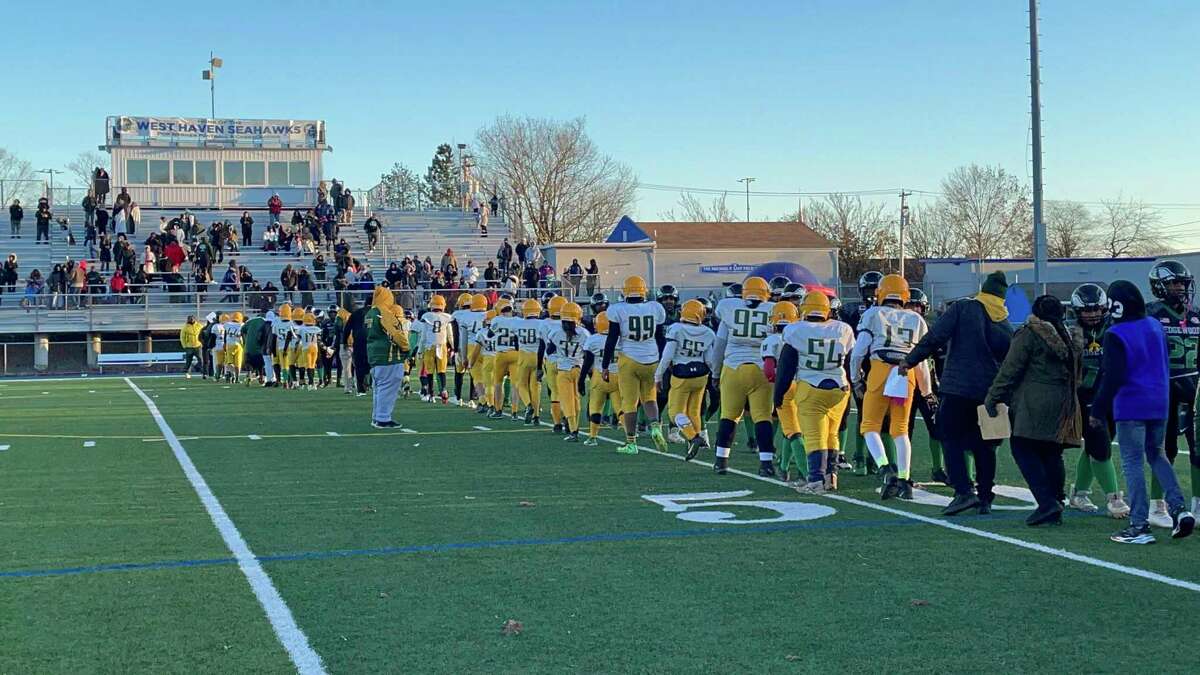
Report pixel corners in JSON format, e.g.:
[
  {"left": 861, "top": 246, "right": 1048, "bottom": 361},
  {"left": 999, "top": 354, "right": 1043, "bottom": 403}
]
[{"left": 673, "top": 413, "right": 693, "bottom": 430}]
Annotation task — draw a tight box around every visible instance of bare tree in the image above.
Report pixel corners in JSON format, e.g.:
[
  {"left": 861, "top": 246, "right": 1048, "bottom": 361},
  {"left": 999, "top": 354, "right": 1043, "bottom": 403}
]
[
  {"left": 939, "top": 164, "right": 1029, "bottom": 260},
  {"left": 659, "top": 191, "right": 739, "bottom": 222},
  {"left": 1042, "top": 200, "right": 1095, "bottom": 258},
  {"left": 790, "top": 193, "right": 894, "bottom": 281},
  {"left": 904, "top": 203, "right": 962, "bottom": 259},
  {"left": 474, "top": 116, "right": 637, "bottom": 243},
  {"left": 65, "top": 151, "right": 109, "bottom": 188},
  {"left": 1095, "top": 197, "right": 1171, "bottom": 257},
  {"left": 0, "top": 147, "right": 38, "bottom": 205}
]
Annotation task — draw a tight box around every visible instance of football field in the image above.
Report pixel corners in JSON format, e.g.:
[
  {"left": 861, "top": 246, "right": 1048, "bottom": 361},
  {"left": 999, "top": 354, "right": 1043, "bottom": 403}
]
[{"left": 2, "top": 375, "right": 1199, "bottom": 673}]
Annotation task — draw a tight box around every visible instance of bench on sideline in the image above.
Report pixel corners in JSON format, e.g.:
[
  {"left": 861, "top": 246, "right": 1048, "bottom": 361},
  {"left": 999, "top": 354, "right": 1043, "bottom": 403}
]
[{"left": 97, "top": 352, "right": 185, "bottom": 374}]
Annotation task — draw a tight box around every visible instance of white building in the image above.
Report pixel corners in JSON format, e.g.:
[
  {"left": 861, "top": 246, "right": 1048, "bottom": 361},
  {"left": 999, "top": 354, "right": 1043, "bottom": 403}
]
[{"left": 101, "top": 115, "right": 329, "bottom": 210}]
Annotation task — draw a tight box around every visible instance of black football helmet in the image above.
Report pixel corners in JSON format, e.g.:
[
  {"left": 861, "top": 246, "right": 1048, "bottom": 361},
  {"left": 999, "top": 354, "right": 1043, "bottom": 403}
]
[
  {"left": 1070, "top": 283, "right": 1109, "bottom": 323},
  {"left": 658, "top": 285, "right": 678, "bottom": 301},
  {"left": 726, "top": 283, "right": 743, "bottom": 299},
  {"left": 827, "top": 293, "right": 842, "bottom": 317},
  {"left": 905, "top": 288, "right": 930, "bottom": 313},
  {"left": 782, "top": 282, "right": 806, "bottom": 302},
  {"left": 540, "top": 290, "right": 558, "bottom": 305},
  {"left": 589, "top": 292, "right": 609, "bottom": 313},
  {"left": 1149, "top": 260, "right": 1194, "bottom": 305},
  {"left": 859, "top": 271, "right": 883, "bottom": 302},
  {"left": 769, "top": 276, "right": 791, "bottom": 300}
]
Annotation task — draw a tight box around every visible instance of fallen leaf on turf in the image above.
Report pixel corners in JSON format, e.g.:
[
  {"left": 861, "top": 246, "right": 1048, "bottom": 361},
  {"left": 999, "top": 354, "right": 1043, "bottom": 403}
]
[
  {"left": 910, "top": 599, "right": 929, "bottom": 607},
  {"left": 785, "top": 655, "right": 801, "bottom": 662},
  {"left": 464, "top": 496, "right": 476, "bottom": 500},
  {"left": 378, "top": 591, "right": 389, "bottom": 599},
  {"left": 362, "top": 506, "right": 377, "bottom": 513},
  {"left": 518, "top": 501, "right": 536, "bottom": 507},
  {"left": 501, "top": 619, "right": 523, "bottom": 636}
]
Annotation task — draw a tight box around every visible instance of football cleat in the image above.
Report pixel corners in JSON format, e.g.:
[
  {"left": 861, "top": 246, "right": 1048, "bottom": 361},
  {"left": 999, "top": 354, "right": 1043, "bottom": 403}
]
[
  {"left": 1068, "top": 489, "right": 1099, "bottom": 513},
  {"left": 650, "top": 426, "right": 668, "bottom": 453},
  {"left": 1107, "top": 492, "right": 1131, "bottom": 519},
  {"left": 685, "top": 435, "right": 709, "bottom": 461},
  {"left": 879, "top": 465, "right": 900, "bottom": 500},
  {"left": 637, "top": 421, "right": 648, "bottom": 434},
  {"left": 553, "top": 423, "right": 564, "bottom": 434},
  {"left": 185, "top": 372, "right": 192, "bottom": 379},
  {"left": 795, "top": 480, "right": 826, "bottom": 494},
  {"left": 1110, "top": 524, "right": 1155, "bottom": 545},
  {"left": 931, "top": 467, "right": 951, "bottom": 485},
  {"left": 853, "top": 459, "right": 868, "bottom": 476},
  {"left": 758, "top": 461, "right": 777, "bottom": 478},
  {"left": 376, "top": 420, "right": 399, "bottom": 428},
  {"left": 449, "top": 396, "right": 459, "bottom": 406},
  {"left": 524, "top": 408, "right": 535, "bottom": 425},
  {"left": 583, "top": 436, "right": 599, "bottom": 447},
  {"left": 488, "top": 410, "right": 504, "bottom": 419},
  {"left": 713, "top": 456, "right": 728, "bottom": 475},
  {"left": 617, "top": 442, "right": 639, "bottom": 455},
  {"left": 942, "top": 492, "right": 981, "bottom": 516},
  {"left": 897, "top": 479, "right": 914, "bottom": 500},
  {"left": 836, "top": 453, "right": 852, "bottom": 470},
  {"left": 440, "top": 391, "right": 449, "bottom": 404},
  {"left": 421, "top": 394, "right": 431, "bottom": 402},
  {"left": 564, "top": 432, "right": 579, "bottom": 443},
  {"left": 1171, "top": 509, "right": 1196, "bottom": 540},
  {"left": 1149, "top": 500, "right": 1173, "bottom": 529},
  {"left": 667, "top": 428, "right": 685, "bottom": 444}
]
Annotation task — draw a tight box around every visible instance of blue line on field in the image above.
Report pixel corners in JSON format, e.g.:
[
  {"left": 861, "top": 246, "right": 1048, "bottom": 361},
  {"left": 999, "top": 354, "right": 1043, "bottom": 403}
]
[{"left": 0, "top": 512, "right": 1028, "bottom": 581}]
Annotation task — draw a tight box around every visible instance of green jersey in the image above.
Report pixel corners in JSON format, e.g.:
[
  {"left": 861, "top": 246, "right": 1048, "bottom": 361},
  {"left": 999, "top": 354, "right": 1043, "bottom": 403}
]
[
  {"left": 242, "top": 317, "right": 266, "bottom": 355},
  {"left": 1070, "top": 321, "right": 1107, "bottom": 394}
]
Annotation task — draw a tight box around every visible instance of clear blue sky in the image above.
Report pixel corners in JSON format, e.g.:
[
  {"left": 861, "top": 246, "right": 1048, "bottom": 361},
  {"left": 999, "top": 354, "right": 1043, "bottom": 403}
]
[{"left": 4, "top": 1, "right": 1198, "bottom": 240}]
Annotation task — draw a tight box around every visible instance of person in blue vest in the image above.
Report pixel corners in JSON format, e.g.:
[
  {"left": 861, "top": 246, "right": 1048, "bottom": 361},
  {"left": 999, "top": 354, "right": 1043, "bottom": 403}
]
[{"left": 1092, "top": 280, "right": 1195, "bottom": 544}]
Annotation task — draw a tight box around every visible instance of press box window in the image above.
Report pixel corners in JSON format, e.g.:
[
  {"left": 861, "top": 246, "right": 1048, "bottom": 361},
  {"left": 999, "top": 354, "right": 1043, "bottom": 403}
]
[
  {"left": 126, "top": 160, "right": 147, "bottom": 185},
  {"left": 224, "top": 161, "right": 244, "bottom": 186},
  {"left": 268, "top": 161, "right": 288, "bottom": 186},
  {"left": 244, "top": 162, "right": 265, "bottom": 185},
  {"left": 288, "top": 161, "right": 309, "bottom": 186},
  {"left": 195, "top": 161, "right": 216, "bottom": 185},
  {"left": 148, "top": 160, "right": 170, "bottom": 184},
  {"left": 173, "top": 160, "right": 194, "bottom": 185}
]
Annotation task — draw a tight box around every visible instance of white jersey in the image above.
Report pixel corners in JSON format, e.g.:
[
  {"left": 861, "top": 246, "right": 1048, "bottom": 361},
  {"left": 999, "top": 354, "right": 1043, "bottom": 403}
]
[
  {"left": 473, "top": 324, "right": 497, "bottom": 357},
  {"left": 760, "top": 332, "right": 785, "bottom": 362},
  {"left": 420, "top": 311, "right": 454, "bottom": 357},
  {"left": 514, "top": 317, "right": 542, "bottom": 354},
  {"left": 457, "top": 310, "right": 485, "bottom": 350},
  {"left": 856, "top": 305, "right": 928, "bottom": 361},
  {"left": 222, "top": 322, "right": 242, "bottom": 348},
  {"left": 584, "top": 333, "right": 618, "bottom": 374},
  {"left": 297, "top": 325, "right": 321, "bottom": 349},
  {"left": 606, "top": 300, "right": 667, "bottom": 364},
  {"left": 272, "top": 320, "right": 294, "bottom": 353},
  {"left": 490, "top": 315, "right": 522, "bottom": 353},
  {"left": 656, "top": 322, "right": 717, "bottom": 381},
  {"left": 782, "top": 320, "right": 856, "bottom": 388},
  {"left": 211, "top": 322, "right": 226, "bottom": 349},
  {"left": 716, "top": 300, "right": 776, "bottom": 369},
  {"left": 543, "top": 324, "right": 591, "bottom": 370}
]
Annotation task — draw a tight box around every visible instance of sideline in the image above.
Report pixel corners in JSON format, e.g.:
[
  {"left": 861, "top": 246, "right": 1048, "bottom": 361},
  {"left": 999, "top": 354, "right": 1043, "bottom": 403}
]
[{"left": 124, "top": 378, "right": 327, "bottom": 675}]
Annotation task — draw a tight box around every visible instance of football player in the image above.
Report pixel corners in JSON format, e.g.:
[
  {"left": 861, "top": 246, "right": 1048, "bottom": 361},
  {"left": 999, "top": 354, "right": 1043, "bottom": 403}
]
[
  {"left": 904, "top": 288, "right": 947, "bottom": 484},
  {"left": 655, "top": 299, "right": 717, "bottom": 461},
  {"left": 242, "top": 310, "right": 269, "bottom": 386},
  {"left": 762, "top": 302, "right": 803, "bottom": 481},
  {"left": 580, "top": 310, "right": 621, "bottom": 446},
  {"left": 842, "top": 271, "right": 882, "bottom": 474},
  {"left": 712, "top": 276, "right": 778, "bottom": 476},
  {"left": 1147, "top": 260, "right": 1200, "bottom": 525},
  {"left": 288, "top": 306, "right": 306, "bottom": 388},
  {"left": 420, "top": 295, "right": 455, "bottom": 404},
  {"left": 514, "top": 299, "right": 544, "bottom": 424},
  {"left": 222, "top": 312, "right": 244, "bottom": 383},
  {"left": 769, "top": 275, "right": 791, "bottom": 303},
  {"left": 450, "top": 293, "right": 475, "bottom": 405},
  {"left": 849, "top": 274, "right": 930, "bottom": 500},
  {"left": 298, "top": 311, "right": 322, "bottom": 389},
  {"left": 459, "top": 294, "right": 489, "bottom": 408},
  {"left": 1068, "top": 283, "right": 1130, "bottom": 518},
  {"left": 603, "top": 275, "right": 669, "bottom": 454},
  {"left": 488, "top": 299, "right": 525, "bottom": 420},
  {"left": 774, "top": 291, "right": 856, "bottom": 493},
  {"left": 211, "top": 313, "right": 228, "bottom": 380},
  {"left": 584, "top": 292, "right": 609, "bottom": 333},
  {"left": 540, "top": 295, "right": 568, "bottom": 432},
  {"left": 272, "top": 304, "right": 295, "bottom": 388},
  {"left": 473, "top": 309, "right": 499, "bottom": 415},
  {"left": 542, "top": 301, "right": 591, "bottom": 441},
  {"left": 714, "top": 283, "right": 758, "bottom": 453}
]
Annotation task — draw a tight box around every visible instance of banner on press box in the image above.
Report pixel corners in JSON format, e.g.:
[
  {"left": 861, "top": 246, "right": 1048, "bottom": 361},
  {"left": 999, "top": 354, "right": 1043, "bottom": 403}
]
[{"left": 116, "top": 116, "right": 321, "bottom": 143}]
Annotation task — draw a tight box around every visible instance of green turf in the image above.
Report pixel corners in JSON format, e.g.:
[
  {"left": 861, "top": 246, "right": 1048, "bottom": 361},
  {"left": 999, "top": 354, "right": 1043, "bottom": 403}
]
[{"left": 2, "top": 375, "right": 1200, "bottom": 673}]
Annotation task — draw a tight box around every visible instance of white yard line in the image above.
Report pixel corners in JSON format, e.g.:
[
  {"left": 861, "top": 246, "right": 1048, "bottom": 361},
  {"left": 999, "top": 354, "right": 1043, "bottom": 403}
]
[
  {"left": 83, "top": 441, "right": 96, "bottom": 448},
  {"left": 125, "top": 378, "right": 327, "bottom": 674},
  {"left": 472, "top": 426, "right": 492, "bottom": 431},
  {"left": 553, "top": 422, "right": 1200, "bottom": 594}
]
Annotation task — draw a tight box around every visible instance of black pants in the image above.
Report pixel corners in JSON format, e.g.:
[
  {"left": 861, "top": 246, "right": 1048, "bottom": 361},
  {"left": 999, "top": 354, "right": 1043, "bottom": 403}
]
[
  {"left": 353, "top": 348, "right": 369, "bottom": 393},
  {"left": 1080, "top": 399, "right": 1112, "bottom": 462},
  {"left": 1009, "top": 436, "right": 1066, "bottom": 510},
  {"left": 1165, "top": 378, "right": 1198, "bottom": 468},
  {"left": 36, "top": 222, "right": 49, "bottom": 242},
  {"left": 937, "top": 393, "right": 999, "bottom": 500},
  {"left": 908, "top": 390, "right": 939, "bottom": 440},
  {"left": 242, "top": 225, "right": 252, "bottom": 246}
]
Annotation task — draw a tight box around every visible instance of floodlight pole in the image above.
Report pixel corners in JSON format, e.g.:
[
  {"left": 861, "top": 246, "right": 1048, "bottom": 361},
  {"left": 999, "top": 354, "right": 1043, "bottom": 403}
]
[
  {"left": 737, "top": 177, "right": 756, "bottom": 221},
  {"left": 1029, "top": 0, "right": 1047, "bottom": 295}
]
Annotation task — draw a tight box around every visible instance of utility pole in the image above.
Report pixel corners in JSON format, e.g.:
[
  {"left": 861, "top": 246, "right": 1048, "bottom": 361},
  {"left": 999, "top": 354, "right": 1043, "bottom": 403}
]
[
  {"left": 1029, "top": 0, "right": 1047, "bottom": 294},
  {"left": 202, "top": 52, "right": 223, "bottom": 119},
  {"left": 898, "top": 190, "right": 912, "bottom": 277},
  {"left": 737, "top": 177, "right": 756, "bottom": 222},
  {"left": 38, "top": 168, "right": 63, "bottom": 207}
]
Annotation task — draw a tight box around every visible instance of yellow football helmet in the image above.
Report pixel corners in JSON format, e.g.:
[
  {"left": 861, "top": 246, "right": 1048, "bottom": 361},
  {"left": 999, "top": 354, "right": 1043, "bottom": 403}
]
[
  {"left": 560, "top": 301, "right": 583, "bottom": 323},
  {"left": 278, "top": 304, "right": 292, "bottom": 321},
  {"left": 470, "top": 294, "right": 489, "bottom": 312},
  {"left": 623, "top": 275, "right": 648, "bottom": 300},
  {"left": 522, "top": 299, "right": 542, "bottom": 318},
  {"left": 484, "top": 309, "right": 497, "bottom": 324},
  {"left": 875, "top": 274, "right": 911, "bottom": 304},
  {"left": 232, "top": 311, "right": 244, "bottom": 323},
  {"left": 680, "top": 299, "right": 706, "bottom": 325},
  {"left": 742, "top": 276, "right": 771, "bottom": 302},
  {"left": 799, "top": 291, "right": 831, "bottom": 320},
  {"left": 430, "top": 295, "right": 447, "bottom": 311},
  {"left": 594, "top": 311, "right": 610, "bottom": 334},
  {"left": 457, "top": 293, "right": 473, "bottom": 309},
  {"left": 496, "top": 298, "right": 513, "bottom": 313},
  {"left": 303, "top": 312, "right": 316, "bottom": 326},
  {"left": 548, "top": 295, "right": 567, "bottom": 318},
  {"left": 219, "top": 313, "right": 230, "bottom": 323},
  {"left": 770, "top": 302, "right": 799, "bottom": 326}
]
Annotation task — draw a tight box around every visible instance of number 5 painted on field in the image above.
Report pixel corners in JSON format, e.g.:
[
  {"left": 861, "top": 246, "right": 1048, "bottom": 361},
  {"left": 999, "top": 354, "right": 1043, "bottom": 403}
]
[{"left": 642, "top": 491, "right": 836, "bottom": 525}]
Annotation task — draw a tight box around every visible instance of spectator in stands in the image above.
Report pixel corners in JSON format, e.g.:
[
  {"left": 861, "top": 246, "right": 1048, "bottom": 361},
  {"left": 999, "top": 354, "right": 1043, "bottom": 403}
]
[
  {"left": 21, "top": 268, "right": 44, "bottom": 310},
  {"left": 84, "top": 219, "right": 98, "bottom": 259},
  {"left": 364, "top": 213, "right": 381, "bottom": 252},
  {"left": 566, "top": 258, "right": 583, "bottom": 294},
  {"left": 93, "top": 168, "right": 110, "bottom": 205},
  {"left": 342, "top": 189, "right": 355, "bottom": 225},
  {"left": 430, "top": 270, "right": 446, "bottom": 290},
  {"left": 538, "top": 260, "right": 554, "bottom": 282},
  {"left": 68, "top": 261, "right": 85, "bottom": 309},
  {"left": 261, "top": 281, "right": 278, "bottom": 308},
  {"left": 164, "top": 238, "right": 186, "bottom": 272},
  {"left": 9, "top": 199, "right": 22, "bottom": 238},
  {"left": 515, "top": 239, "right": 528, "bottom": 266},
  {"left": 129, "top": 202, "right": 141, "bottom": 235},
  {"left": 142, "top": 246, "right": 156, "bottom": 276},
  {"left": 523, "top": 263, "right": 538, "bottom": 290},
  {"left": 97, "top": 234, "right": 112, "bottom": 271},
  {"left": 585, "top": 259, "right": 599, "bottom": 295},
  {"left": 440, "top": 248, "right": 458, "bottom": 275},
  {"left": 313, "top": 253, "right": 327, "bottom": 285},
  {"left": 280, "top": 264, "right": 299, "bottom": 303},
  {"left": 114, "top": 187, "right": 131, "bottom": 212},
  {"left": 484, "top": 260, "right": 499, "bottom": 289},
  {"left": 502, "top": 274, "right": 519, "bottom": 295},
  {"left": 85, "top": 266, "right": 104, "bottom": 303},
  {"left": 82, "top": 191, "right": 96, "bottom": 229},
  {"left": 497, "top": 238, "right": 513, "bottom": 271},
  {"left": 35, "top": 198, "right": 52, "bottom": 244},
  {"left": 192, "top": 265, "right": 209, "bottom": 302},
  {"left": 96, "top": 207, "right": 109, "bottom": 236},
  {"left": 334, "top": 239, "right": 351, "bottom": 270},
  {"left": 490, "top": 194, "right": 499, "bottom": 216},
  {"left": 316, "top": 199, "right": 335, "bottom": 251},
  {"left": 47, "top": 264, "right": 66, "bottom": 309},
  {"left": 268, "top": 194, "right": 283, "bottom": 225},
  {"left": 240, "top": 211, "right": 254, "bottom": 247},
  {"left": 299, "top": 268, "right": 316, "bottom": 308},
  {"left": 109, "top": 269, "right": 128, "bottom": 302},
  {"left": 386, "top": 262, "right": 402, "bottom": 288},
  {"left": 113, "top": 208, "right": 127, "bottom": 240},
  {"left": 463, "top": 260, "right": 479, "bottom": 289},
  {"left": 220, "top": 263, "right": 240, "bottom": 302},
  {"left": 263, "top": 226, "right": 278, "bottom": 252},
  {"left": 331, "top": 178, "right": 344, "bottom": 212},
  {"left": 3, "top": 254, "right": 17, "bottom": 293}
]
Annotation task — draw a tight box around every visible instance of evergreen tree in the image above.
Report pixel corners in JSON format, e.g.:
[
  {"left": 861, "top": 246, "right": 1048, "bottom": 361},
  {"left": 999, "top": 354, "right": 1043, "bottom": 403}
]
[{"left": 424, "top": 143, "right": 458, "bottom": 207}]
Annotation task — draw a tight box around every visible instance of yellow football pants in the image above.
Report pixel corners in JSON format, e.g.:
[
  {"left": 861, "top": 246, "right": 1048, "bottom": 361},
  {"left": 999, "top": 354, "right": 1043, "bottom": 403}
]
[
  {"left": 616, "top": 355, "right": 657, "bottom": 415},
  {"left": 668, "top": 374, "right": 708, "bottom": 440},
  {"left": 556, "top": 367, "right": 581, "bottom": 432},
  {"left": 776, "top": 380, "right": 800, "bottom": 438},
  {"left": 796, "top": 381, "right": 850, "bottom": 450},
  {"left": 516, "top": 351, "right": 541, "bottom": 415},
  {"left": 589, "top": 372, "right": 623, "bottom": 418},
  {"left": 859, "top": 359, "right": 915, "bottom": 436},
  {"left": 719, "top": 363, "right": 774, "bottom": 424}
]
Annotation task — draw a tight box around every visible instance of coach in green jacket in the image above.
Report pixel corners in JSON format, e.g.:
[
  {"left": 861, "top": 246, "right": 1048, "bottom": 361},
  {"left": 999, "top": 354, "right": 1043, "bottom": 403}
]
[{"left": 366, "top": 285, "right": 411, "bottom": 427}]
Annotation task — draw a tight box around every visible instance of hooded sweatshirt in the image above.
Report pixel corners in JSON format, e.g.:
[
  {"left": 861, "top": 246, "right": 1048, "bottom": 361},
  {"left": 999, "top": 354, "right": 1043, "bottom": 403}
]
[
  {"left": 1091, "top": 280, "right": 1169, "bottom": 421},
  {"left": 365, "top": 285, "right": 410, "bottom": 366},
  {"left": 904, "top": 288, "right": 1013, "bottom": 400}
]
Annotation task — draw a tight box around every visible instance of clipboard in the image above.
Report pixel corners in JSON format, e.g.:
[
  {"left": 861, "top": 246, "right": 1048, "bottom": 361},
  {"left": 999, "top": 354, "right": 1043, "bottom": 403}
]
[{"left": 977, "top": 403, "right": 1011, "bottom": 440}]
